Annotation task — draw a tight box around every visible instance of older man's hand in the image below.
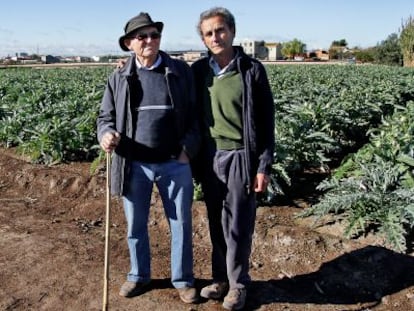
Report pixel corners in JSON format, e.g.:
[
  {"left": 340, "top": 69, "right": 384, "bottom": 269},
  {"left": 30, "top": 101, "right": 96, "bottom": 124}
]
[{"left": 100, "top": 132, "right": 121, "bottom": 153}]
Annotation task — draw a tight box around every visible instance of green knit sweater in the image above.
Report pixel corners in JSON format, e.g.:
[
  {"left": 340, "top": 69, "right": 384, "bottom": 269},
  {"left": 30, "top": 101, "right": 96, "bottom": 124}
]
[{"left": 207, "top": 70, "right": 244, "bottom": 150}]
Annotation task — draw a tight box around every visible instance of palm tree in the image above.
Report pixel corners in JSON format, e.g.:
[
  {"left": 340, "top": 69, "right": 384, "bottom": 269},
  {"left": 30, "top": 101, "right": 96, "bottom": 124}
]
[{"left": 400, "top": 16, "right": 414, "bottom": 67}]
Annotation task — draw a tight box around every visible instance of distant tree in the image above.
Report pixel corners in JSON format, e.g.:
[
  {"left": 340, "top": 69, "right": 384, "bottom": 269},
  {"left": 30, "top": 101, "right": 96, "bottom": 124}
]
[
  {"left": 30, "top": 54, "right": 41, "bottom": 61},
  {"left": 354, "top": 47, "right": 376, "bottom": 63},
  {"left": 281, "top": 38, "right": 306, "bottom": 59},
  {"left": 400, "top": 15, "right": 414, "bottom": 67},
  {"left": 374, "top": 33, "right": 402, "bottom": 66},
  {"left": 331, "top": 39, "right": 348, "bottom": 47},
  {"left": 329, "top": 39, "right": 348, "bottom": 60}
]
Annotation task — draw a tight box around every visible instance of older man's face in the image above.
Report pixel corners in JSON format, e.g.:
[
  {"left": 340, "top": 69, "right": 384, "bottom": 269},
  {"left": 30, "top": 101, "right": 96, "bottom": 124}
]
[{"left": 124, "top": 26, "right": 161, "bottom": 60}]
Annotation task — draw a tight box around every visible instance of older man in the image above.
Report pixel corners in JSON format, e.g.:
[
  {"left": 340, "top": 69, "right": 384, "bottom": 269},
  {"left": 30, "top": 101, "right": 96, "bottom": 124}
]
[{"left": 97, "top": 12, "right": 199, "bottom": 304}]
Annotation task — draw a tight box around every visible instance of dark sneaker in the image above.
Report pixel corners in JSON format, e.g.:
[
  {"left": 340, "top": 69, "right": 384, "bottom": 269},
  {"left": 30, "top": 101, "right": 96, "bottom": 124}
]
[
  {"left": 119, "top": 281, "right": 150, "bottom": 297},
  {"left": 222, "top": 288, "right": 246, "bottom": 310},
  {"left": 177, "top": 286, "right": 199, "bottom": 304},
  {"left": 200, "top": 282, "right": 229, "bottom": 299}
]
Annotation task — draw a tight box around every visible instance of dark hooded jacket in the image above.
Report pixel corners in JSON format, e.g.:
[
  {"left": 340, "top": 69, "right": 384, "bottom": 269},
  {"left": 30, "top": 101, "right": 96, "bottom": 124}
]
[{"left": 97, "top": 51, "right": 199, "bottom": 195}]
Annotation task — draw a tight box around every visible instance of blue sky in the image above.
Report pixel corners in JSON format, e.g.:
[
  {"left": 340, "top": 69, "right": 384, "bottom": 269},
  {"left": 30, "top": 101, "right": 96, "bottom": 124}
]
[{"left": 0, "top": 0, "right": 412, "bottom": 57}]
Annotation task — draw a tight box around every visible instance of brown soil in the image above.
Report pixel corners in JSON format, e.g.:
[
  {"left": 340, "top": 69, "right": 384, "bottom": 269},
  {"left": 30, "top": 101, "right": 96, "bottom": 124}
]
[{"left": 1, "top": 148, "right": 414, "bottom": 311}]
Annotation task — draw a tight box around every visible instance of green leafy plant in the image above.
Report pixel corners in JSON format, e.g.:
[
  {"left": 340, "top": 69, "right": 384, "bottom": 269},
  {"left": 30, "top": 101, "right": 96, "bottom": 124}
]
[
  {"left": 334, "top": 101, "right": 414, "bottom": 181},
  {"left": 298, "top": 156, "right": 414, "bottom": 252},
  {"left": 0, "top": 66, "right": 112, "bottom": 164}
]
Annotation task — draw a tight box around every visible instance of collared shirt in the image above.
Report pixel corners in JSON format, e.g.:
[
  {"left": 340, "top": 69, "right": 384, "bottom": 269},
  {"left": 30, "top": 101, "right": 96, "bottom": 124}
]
[
  {"left": 209, "top": 49, "right": 239, "bottom": 77},
  {"left": 135, "top": 54, "right": 162, "bottom": 70}
]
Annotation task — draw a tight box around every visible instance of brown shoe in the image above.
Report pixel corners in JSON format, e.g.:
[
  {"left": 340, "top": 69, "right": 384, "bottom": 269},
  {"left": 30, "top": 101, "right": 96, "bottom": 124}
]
[
  {"left": 222, "top": 288, "right": 246, "bottom": 310},
  {"left": 177, "top": 286, "right": 199, "bottom": 304},
  {"left": 119, "top": 281, "right": 150, "bottom": 297},
  {"left": 200, "top": 282, "right": 229, "bottom": 299}
]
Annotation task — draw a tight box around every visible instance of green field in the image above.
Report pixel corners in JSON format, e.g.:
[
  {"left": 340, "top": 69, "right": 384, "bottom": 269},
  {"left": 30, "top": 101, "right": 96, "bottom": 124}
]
[{"left": 1, "top": 64, "right": 414, "bottom": 251}]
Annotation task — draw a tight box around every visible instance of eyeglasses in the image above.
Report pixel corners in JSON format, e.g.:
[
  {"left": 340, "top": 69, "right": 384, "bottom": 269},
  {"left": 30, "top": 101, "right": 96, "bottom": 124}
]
[{"left": 131, "top": 32, "right": 161, "bottom": 41}]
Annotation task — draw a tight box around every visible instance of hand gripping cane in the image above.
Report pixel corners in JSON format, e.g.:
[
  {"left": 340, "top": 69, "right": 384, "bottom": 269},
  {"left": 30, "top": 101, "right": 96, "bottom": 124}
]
[{"left": 102, "top": 153, "right": 111, "bottom": 311}]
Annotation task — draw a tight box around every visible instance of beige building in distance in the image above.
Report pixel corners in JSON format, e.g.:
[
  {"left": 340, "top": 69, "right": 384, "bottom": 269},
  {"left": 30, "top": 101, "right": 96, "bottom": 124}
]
[
  {"left": 239, "top": 39, "right": 283, "bottom": 60},
  {"left": 239, "top": 40, "right": 268, "bottom": 59},
  {"left": 265, "top": 42, "right": 283, "bottom": 60}
]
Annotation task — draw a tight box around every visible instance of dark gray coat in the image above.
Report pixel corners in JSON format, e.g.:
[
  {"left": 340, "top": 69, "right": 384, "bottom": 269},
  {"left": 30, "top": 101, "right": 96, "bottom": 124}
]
[{"left": 97, "top": 51, "right": 199, "bottom": 195}]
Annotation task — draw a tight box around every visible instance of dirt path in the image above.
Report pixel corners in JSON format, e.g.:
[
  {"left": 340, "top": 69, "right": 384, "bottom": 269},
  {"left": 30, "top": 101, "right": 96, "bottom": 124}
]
[{"left": 1, "top": 148, "right": 414, "bottom": 311}]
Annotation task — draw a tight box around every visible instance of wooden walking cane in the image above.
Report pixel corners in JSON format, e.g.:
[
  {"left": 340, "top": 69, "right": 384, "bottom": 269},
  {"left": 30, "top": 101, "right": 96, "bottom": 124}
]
[{"left": 103, "top": 152, "right": 111, "bottom": 311}]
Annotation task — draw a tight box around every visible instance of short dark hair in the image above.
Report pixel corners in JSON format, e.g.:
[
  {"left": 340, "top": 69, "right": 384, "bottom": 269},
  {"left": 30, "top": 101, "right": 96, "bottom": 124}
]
[{"left": 196, "top": 7, "right": 236, "bottom": 37}]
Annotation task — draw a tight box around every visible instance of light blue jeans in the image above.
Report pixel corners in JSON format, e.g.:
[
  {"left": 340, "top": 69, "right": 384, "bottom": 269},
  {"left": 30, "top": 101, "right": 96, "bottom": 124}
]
[{"left": 122, "top": 160, "right": 194, "bottom": 288}]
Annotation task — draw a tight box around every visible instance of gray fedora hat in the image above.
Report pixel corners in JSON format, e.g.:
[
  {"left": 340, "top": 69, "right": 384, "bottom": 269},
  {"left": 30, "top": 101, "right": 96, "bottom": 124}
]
[{"left": 119, "top": 12, "right": 164, "bottom": 51}]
